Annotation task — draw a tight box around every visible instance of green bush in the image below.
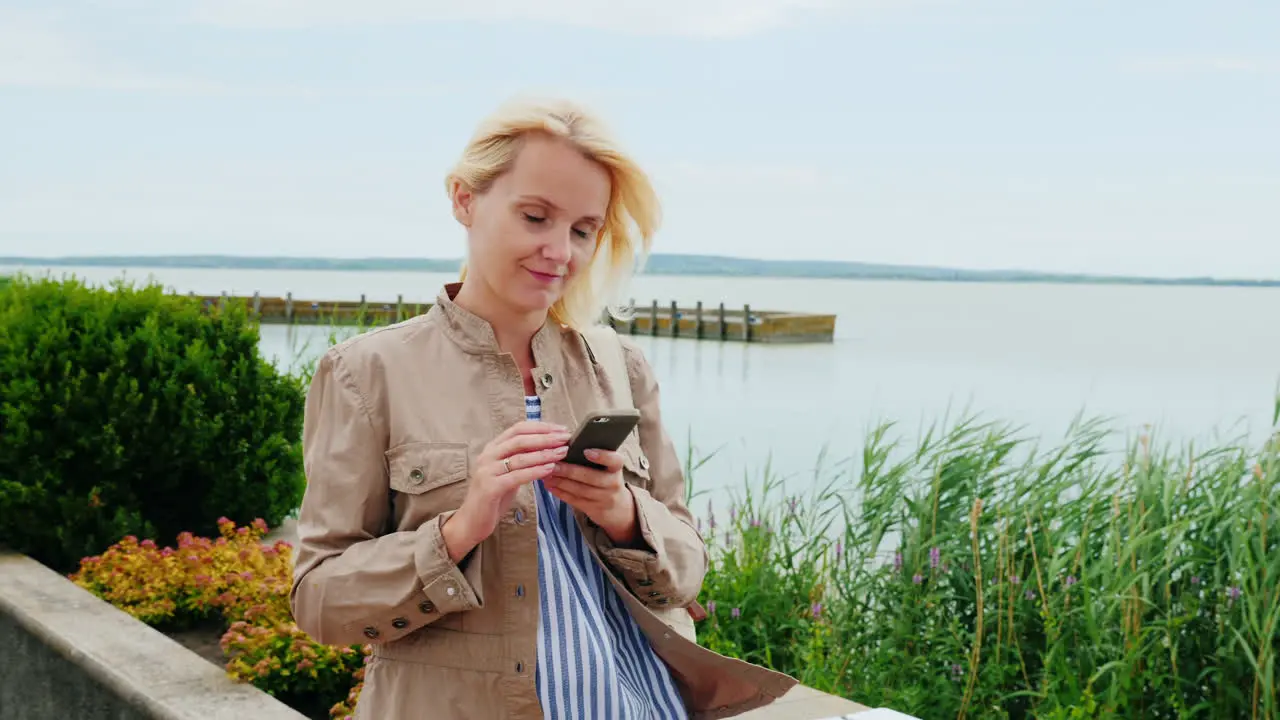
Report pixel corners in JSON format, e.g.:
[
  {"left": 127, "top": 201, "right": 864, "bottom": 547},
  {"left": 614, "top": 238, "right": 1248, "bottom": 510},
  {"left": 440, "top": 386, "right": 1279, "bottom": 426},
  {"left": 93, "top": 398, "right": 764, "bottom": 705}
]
[{"left": 0, "top": 274, "right": 306, "bottom": 571}]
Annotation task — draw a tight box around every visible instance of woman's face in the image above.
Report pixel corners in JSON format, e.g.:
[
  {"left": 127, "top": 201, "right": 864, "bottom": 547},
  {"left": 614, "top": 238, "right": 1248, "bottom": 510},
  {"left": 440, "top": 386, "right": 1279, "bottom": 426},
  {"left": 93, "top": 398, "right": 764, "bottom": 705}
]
[{"left": 453, "top": 133, "right": 612, "bottom": 318}]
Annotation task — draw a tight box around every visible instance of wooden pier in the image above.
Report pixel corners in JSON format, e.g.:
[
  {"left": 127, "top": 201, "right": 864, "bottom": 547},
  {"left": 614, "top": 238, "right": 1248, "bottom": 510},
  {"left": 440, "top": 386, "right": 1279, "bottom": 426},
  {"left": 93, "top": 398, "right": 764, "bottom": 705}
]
[{"left": 190, "top": 292, "right": 836, "bottom": 344}]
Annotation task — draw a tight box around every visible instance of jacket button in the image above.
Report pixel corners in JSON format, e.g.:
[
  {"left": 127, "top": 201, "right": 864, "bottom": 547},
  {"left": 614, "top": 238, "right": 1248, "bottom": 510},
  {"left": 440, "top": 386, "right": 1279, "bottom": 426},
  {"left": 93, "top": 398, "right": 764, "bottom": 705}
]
[
  {"left": 363, "top": 626, "right": 379, "bottom": 639},
  {"left": 515, "top": 661, "right": 524, "bottom": 673},
  {"left": 513, "top": 509, "right": 525, "bottom": 524},
  {"left": 419, "top": 600, "right": 435, "bottom": 614},
  {"left": 409, "top": 467, "right": 425, "bottom": 483},
  {"left": 446, "top": 586, "right": 457, "bottom": 597},
  {"left": 638, "top": 454, "right": 649, "bottom": 470},
  {"left": 540, "top": 372, "right": 553, "bottom": 389},
  {"left": 515, "top": 584, "right": 525, "bottom": 598},
  {"left": 391, "top": 617, "right": 409, "bottom": 629}
]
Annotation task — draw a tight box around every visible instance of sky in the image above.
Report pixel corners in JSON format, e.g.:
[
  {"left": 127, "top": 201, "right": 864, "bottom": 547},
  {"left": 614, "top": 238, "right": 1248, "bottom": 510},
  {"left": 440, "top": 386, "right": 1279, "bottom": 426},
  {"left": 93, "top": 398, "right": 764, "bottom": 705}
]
[{"left": 0, "top": 0, "right": 1277, "bottom": 278}]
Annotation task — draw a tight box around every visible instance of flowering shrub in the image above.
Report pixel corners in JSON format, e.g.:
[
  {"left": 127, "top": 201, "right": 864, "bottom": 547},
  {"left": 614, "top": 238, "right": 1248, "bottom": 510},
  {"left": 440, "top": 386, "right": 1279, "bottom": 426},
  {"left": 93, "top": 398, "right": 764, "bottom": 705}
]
[
  {"left": 72, "top": 518, "right": 366, "bottom": 719},
  {"left": 222, "top": 620, "right": 367, "bottom": 718},
  {"left": 71, "top": 517, "right": 294, "bottom": 627}
]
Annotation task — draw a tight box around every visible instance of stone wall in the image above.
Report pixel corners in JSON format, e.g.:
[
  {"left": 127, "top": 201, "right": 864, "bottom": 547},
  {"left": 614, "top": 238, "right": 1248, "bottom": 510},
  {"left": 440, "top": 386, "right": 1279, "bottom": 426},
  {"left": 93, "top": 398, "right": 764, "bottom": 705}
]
[{"left": 0, "top": 551, "right": 305, "bottom": 720}]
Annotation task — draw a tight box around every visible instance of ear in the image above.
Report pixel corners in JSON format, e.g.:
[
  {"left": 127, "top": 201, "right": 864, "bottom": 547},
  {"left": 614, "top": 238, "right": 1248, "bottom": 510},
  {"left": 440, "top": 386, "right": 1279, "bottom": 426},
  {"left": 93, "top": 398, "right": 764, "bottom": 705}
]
[{"left": 450, "top": 179, "right": 475, "bottom": 227}]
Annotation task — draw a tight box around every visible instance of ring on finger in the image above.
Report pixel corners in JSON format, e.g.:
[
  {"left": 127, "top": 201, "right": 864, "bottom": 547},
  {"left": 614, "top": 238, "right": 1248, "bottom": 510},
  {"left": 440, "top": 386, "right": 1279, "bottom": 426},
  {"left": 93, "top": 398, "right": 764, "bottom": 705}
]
[{"left": 501, "top": 457, "right": 511, "bottom": 474}]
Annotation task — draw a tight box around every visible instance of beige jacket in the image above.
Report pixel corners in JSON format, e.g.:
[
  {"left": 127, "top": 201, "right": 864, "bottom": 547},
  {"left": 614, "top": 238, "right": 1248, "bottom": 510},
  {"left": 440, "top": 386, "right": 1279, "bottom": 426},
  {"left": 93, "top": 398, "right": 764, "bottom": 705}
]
[{"left": 290, "top": 283, "right": 796, "bottom": 719}]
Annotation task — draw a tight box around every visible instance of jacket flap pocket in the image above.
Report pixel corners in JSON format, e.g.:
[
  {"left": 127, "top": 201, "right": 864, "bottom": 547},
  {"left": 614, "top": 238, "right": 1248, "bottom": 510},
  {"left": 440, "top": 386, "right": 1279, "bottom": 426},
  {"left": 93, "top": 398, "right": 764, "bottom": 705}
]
[{"left": 387, "top": 441, "right": 469, "bottom": 495}]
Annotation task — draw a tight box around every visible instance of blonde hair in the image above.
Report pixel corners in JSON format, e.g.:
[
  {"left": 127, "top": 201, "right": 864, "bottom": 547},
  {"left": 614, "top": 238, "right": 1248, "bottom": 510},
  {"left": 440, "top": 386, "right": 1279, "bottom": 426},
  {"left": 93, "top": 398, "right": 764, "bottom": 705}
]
[{"left": 445, "top": 96, "right": 660, "bottom": 330}]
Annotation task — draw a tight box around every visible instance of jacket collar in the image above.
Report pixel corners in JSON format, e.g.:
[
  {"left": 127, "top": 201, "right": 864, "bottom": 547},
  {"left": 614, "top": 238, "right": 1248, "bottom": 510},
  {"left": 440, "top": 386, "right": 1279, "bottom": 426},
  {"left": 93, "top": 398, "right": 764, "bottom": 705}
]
[{"left": 433, "top": 282, "right": 565, "bottom": 359}]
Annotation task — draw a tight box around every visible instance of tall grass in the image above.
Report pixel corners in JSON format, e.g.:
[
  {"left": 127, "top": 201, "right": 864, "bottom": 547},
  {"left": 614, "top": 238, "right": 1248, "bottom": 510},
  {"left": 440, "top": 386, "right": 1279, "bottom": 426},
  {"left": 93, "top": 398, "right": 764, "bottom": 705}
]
[{"left": 689, "top": 399, "right": 1280, "bottom": 719}]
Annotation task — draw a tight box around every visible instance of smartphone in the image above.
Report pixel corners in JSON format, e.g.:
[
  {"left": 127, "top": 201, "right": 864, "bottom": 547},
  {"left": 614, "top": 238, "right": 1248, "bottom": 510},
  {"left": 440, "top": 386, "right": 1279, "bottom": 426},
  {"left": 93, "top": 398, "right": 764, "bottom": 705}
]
[{"left": 563, "top": 408, "right": 641, "bottom": 470}]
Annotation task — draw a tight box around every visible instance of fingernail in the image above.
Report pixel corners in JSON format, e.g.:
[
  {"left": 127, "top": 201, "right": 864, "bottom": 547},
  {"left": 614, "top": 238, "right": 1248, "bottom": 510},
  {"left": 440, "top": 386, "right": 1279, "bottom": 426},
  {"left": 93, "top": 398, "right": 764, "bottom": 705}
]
[
  {"left": 583, "top": 448, "right": 599, "bottom": 460},
  {"left": 554, "top": 446, "right": 568, "bottom": 455}
]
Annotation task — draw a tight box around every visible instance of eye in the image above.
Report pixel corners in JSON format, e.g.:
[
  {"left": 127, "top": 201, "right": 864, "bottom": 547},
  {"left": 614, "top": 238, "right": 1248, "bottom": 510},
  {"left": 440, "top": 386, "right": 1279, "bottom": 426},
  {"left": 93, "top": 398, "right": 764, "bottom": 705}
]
[
  {"left": 573, "top": 227, "right": 592, "bottom": 240},
  {"left": 523, "top": 212, "right": 546, "bottom": 224}
]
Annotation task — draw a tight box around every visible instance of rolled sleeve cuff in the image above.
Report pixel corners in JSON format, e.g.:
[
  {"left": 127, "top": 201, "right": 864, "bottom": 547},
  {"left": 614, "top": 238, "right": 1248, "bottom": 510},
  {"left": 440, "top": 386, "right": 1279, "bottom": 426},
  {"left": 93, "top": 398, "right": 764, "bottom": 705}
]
[
  {"left": 413, "top": 511, "right": 483, "bottom": 616},
  {"left": 598, "top": 486, "right": 671, "bottom": 604}
]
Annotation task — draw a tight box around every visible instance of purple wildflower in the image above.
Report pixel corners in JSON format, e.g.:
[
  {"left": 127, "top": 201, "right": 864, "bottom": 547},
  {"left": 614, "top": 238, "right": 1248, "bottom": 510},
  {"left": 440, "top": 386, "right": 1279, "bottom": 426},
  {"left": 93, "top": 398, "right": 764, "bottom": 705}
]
[
  {"left": 789, "top": 497, "right": 798, "bottom": 514},
  {"left": 1010, "top": 575, "right": 1020, "bottom": 585},
  {"left": 811, "top": 602, "right": 822, "bottom": 618},
  {"left": 1227, "top": 586, "right": 1242, "bottom": 604},
  {"left": 951, "top": 663, "right": 964, "bottom": 680},
  {"left": 894, "top": 552, "right": 903, "bottom": 573},
  {"left": 1190, "top": 576, "right": 1201, "bottom": 585},
  {"left": 750, "top": 517, "right": 761, "bottom": 528},
  {"left": 912, "top": 573, "right": 924, "bottom": 585},
  {"left": 929, "top": 547, "right": 940, "bottom": 569},
  {"left": 1025, "top": 589, "right": 1036, "bottom": 600},
  {"left": 707, "top": 600, "right": 717, "bottom": 614},
  {"left": 834, "top": 539, "right": 844, "bottom": 560},
  {"left": 1065, "top": 575, "right": 1077, "bottom": 587},
  {"left": 731, "top": 607, "right": 741, "bottom": 619},
  {"left": 730, "top": 506, "right": 737, "bottom": 523},
  {"left": 696, "top": 517, "right": 703, "bottom": 533}
]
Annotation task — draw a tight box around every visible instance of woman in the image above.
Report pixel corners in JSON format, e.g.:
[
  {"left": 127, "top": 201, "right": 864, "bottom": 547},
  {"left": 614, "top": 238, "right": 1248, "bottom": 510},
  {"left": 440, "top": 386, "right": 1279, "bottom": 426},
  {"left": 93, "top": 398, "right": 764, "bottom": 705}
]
[{"left": 290, "top": 97, "right": 796, "bottom": 719}]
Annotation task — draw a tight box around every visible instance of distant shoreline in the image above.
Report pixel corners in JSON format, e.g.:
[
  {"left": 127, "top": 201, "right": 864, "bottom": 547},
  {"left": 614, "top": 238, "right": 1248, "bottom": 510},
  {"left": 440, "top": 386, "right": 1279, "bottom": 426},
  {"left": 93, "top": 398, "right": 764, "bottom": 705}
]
[{"left": 1, "top": 254, "right": 1277, "bottom": 288}]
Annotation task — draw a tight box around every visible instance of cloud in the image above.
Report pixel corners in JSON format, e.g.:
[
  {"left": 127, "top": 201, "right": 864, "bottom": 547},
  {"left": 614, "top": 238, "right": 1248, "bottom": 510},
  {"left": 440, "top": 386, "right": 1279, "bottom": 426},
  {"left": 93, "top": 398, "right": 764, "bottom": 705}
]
[
  {"left": 1121, "top": 55, "right": 1279, "bottom": 75},
  {"left": 0, "top": 9, "right": 168, "bottom": 90},
  {"left": 661, "top": 161, "right": 833, "bottom": 190},
  {"left": 0, "top": 9, "right": 448, "bottom": 96},
  {"left": 186, "top": 0, "right": 852, "bottom": 37}
]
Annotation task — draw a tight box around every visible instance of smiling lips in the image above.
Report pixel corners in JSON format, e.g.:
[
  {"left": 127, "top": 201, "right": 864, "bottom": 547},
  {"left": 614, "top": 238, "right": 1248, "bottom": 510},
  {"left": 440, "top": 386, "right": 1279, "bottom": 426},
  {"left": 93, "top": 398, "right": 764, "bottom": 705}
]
[{"left": 526, "top": 268, "right": 563, "bottom": 284}]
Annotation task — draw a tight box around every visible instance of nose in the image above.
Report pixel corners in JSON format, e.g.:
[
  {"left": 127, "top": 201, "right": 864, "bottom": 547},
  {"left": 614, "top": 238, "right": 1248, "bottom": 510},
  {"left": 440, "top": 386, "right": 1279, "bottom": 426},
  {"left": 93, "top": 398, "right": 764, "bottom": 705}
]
[{"left": 541, "top": 227, "right": 573, "bottom": 264}]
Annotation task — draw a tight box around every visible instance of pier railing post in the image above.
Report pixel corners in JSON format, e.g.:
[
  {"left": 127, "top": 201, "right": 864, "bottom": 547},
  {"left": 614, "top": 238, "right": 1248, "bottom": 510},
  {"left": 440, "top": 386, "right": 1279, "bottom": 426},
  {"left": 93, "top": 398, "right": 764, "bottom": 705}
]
[
  {"left": 650, "top": 300, "right": 658, "bottom": 337},
  {"left": 695, "top": 301, "right": 704, "bottom": 339},
  {"left": 252, "top": 291, "right": 262, "bottom": 315},
  {"left": 670, "top": 300, "right": 679, "bottom": 337},
  {"left": 718, "top": 302, "right": 726, "bottom": 340},
  {"left": 628, "top": 298, "right": 636, "bottom": 335},
  {"left": 396, "top": 294, "right": 403, "bottom": 322},
  {"left": 285, "top": 292, "right": 294, "bottom": 324},
  {"left": 743, "top": 304, "right": 751, "bottom": 341}
]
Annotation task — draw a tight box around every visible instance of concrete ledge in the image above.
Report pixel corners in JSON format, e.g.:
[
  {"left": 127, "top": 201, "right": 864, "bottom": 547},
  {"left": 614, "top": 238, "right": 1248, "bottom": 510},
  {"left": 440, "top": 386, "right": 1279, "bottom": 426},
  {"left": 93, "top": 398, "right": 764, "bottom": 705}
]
[{"left": 0, "top": 551, "right": 306, "bottom": 720}]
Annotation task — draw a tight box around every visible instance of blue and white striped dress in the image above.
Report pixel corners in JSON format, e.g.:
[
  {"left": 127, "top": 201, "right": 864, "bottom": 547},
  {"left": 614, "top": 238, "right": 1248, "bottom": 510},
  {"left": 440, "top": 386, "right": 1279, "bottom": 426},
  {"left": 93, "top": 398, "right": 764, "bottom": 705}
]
[{"left": 525, "top": 395, "right": 688, "bottom": 720}]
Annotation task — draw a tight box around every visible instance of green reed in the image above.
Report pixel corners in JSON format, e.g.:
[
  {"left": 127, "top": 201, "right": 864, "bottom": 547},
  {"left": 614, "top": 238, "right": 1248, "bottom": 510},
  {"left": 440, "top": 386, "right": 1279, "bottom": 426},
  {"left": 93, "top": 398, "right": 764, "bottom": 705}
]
[{"left": 690, "top": 401, "right": 1280, "bottom": 720}]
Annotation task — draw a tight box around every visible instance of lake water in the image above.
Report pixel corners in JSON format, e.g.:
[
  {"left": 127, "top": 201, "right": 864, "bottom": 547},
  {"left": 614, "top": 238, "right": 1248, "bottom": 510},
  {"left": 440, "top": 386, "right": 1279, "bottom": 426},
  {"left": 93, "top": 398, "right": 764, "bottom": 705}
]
[{"left": 7, "top": 264, "right": 1279, "bottom": 502}]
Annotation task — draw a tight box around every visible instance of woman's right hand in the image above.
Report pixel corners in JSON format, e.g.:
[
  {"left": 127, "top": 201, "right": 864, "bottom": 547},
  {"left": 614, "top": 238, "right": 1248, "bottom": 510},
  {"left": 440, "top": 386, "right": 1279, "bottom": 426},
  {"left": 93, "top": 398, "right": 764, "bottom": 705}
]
[{"left": 440, "top": 420, "right": 571, "bottom": 563}]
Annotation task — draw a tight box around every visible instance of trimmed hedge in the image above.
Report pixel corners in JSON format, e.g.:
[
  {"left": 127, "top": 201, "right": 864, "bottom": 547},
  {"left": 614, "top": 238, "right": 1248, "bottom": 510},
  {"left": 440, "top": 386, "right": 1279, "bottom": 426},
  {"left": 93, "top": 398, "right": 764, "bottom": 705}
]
[{"left": 0, "top": 274, "right": 306, "bottom": 571}]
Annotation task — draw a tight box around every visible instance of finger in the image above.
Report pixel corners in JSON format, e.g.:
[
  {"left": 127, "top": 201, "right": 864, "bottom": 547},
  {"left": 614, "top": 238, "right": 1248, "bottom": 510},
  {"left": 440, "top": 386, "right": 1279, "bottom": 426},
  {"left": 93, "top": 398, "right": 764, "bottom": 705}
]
[
  {"left": 492, "top": 430, "right": 571, "bottom": 460},
  {"left": 495, "top": 420, "right": 570, "bottom": 443},
  {"left": 546, "top": 476, "right": 613, "bottom": 502},
  {"left": 546, "top": 481, "right": 603, "bottom": 507},
  {"left": 582, "top": 449, "right": 625, "bottom": 473},
  {"left": 499, "top": 462, "right": 557, "bottom": 491},
  {"left": 504, "top": 445, "right": 569, "bottom": 472},
  {"left": 552, "top": 460, "right": 619, "bottom": 486}
]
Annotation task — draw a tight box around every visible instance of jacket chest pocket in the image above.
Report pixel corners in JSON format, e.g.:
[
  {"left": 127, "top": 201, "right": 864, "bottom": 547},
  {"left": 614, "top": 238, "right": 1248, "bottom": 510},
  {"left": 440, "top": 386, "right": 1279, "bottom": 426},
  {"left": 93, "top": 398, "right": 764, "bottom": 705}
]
[
  {"left": 618, "top": 432, "right": 652, "bottom": 491},
  {"left": 386, "top": 441, "right": 471, "bottom": 523}
]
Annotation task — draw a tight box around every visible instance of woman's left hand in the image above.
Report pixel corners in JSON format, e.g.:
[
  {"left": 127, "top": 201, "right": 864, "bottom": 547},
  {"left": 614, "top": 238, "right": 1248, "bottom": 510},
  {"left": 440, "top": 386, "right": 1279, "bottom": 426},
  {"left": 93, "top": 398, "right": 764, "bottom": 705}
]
[{"left": 545, "top": 449, "right": 639, "bottom": 546}]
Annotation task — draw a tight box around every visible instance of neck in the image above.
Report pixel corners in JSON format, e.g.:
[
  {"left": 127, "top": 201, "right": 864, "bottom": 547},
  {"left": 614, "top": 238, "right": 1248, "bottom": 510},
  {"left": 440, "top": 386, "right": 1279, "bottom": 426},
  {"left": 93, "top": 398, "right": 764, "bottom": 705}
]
[{"left": 452, "top": 279, "right": 547, "bottom": 358}]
